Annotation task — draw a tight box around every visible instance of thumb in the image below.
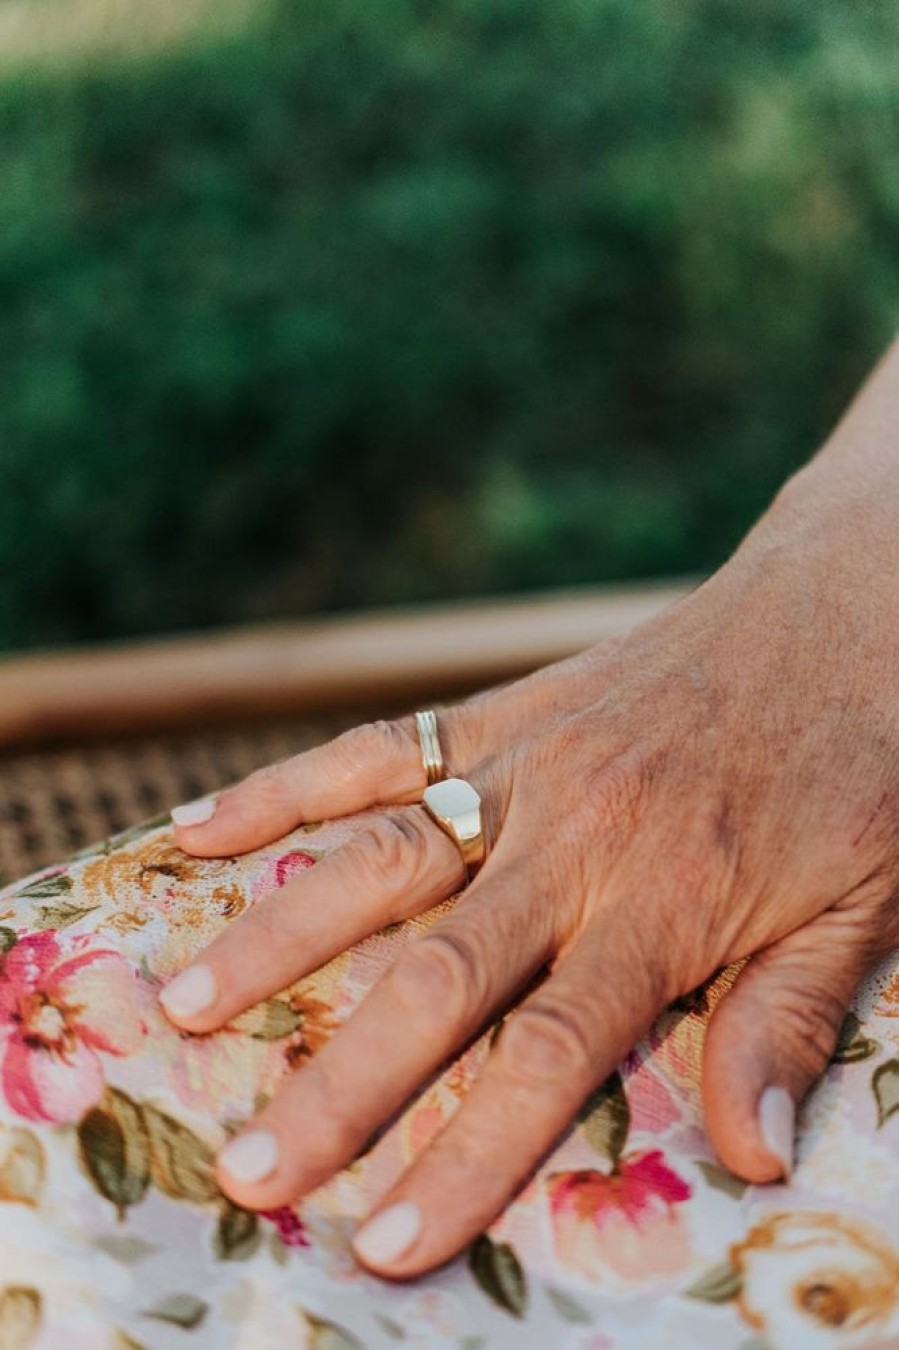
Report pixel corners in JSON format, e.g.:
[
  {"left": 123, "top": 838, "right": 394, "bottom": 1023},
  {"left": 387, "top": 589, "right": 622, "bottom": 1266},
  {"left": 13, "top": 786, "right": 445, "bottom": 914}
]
[{"left": 702, "top": 910, "right": 880, "bottom": 1184}]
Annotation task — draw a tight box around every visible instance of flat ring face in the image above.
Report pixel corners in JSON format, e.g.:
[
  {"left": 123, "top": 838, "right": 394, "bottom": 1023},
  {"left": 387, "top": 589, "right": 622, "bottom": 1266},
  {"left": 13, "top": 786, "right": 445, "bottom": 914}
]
[
  {"left": 422, "top": 777, "right": 485, "bottom": 876},
  {"left": 423, "top": 777, "right": 481, "bottom": 818}
]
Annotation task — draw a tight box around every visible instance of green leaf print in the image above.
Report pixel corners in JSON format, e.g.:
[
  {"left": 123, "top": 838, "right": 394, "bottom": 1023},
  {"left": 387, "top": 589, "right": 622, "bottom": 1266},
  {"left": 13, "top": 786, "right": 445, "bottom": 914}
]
[
  {"left": 214, "top": 1203, "right": 261, "bottom": 1260},
  {"left": 468, "top": 1233, "right": 528, "bottom": 1318},
  {"left": 832, "top": 1012, "right": 879, "bottom": 1064},
  {"left": 94, "top": 1235, "right": 160, "bottom": 1264},
  {"left": 15, "top": 873, "right": 72, "bottom": 900},
  {"left": 143, "top": 1104, "right": 220, "bottom": 1204},
  {"left": 230, "top": 998, "right": 302, "bottom": 1041},
  {"left": 78, "top": 1088, "right": 151, "bottom": 1219},
  {"left": 577, "top": 1070, "right": 630, "bottom": 1165},
  {"left": 143, "top": 1293, "right": 208, "bottom": 1329},
  {"left": 306, "top": 1312, "right": 366, "bottom": 1348},
  {"left": 0, "top": 927, "right": 17, "bottom": 956},
  {"left": 684, "top": 1262, "right": 743, "bottom": 1303},
  {"left": 872, "top": 1058, "right": 899, "bottom": 1127},
  {"left": 545, "top": 1285, "right": 593, "bottom": 1324},
  {"left": 695, "top": 1160, "right": 747, "bottom": 1200},
  {"left": 34, "top": 901, "right": 100, "bottom": 931}
]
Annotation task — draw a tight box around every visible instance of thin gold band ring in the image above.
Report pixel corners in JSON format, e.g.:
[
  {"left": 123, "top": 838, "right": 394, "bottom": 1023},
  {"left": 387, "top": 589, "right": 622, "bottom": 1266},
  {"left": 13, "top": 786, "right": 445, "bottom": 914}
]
[{"left": 414, "top": 709, "right": 446, "bottom": 787}]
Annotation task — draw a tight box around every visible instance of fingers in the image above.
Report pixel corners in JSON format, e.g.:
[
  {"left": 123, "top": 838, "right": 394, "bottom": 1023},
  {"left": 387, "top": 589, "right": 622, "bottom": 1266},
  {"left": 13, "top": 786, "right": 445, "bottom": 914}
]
[
  {"left": 172, "top": 713, "right": 470, "bottom": 857},
  {"left": 702, "top": 908, "right": 885, "bottom": 1184},
  {"left": 212, "top": 861, "right": 557, "bottom": 1214},
  {"left": 159, "top": 807, "right": 468, "bottom": 1034},
  {"left": 170, "top": 646, "right": 611, "bottom": 861},
  {"left": 351, "top": 899, "right": 672, "bottom": 1277}
]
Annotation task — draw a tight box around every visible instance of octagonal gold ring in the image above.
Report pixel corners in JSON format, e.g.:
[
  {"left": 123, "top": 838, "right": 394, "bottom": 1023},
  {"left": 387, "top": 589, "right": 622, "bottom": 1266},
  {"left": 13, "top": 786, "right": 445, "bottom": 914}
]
[{"left": 422, "top": 777, "right": 485, "bottom": 883}]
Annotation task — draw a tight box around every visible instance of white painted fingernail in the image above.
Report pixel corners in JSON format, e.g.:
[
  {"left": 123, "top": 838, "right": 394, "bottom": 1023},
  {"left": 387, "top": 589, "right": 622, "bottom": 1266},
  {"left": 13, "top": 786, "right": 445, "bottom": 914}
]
[
  {"left": 759, "top": 1085, "right": 795, "bottom": 1180},
  {"left": 171, "top": 798, "right": 217, "bottom": 828},
  {"left": 353, "top": 1201, "right": 421, "bottom": 1267},
  {"left": 159, "top": 964, "right": 218, "bottom": 1019},
  {"left": 218, "top": 1129, "right": 280, "bottom": 1184}
]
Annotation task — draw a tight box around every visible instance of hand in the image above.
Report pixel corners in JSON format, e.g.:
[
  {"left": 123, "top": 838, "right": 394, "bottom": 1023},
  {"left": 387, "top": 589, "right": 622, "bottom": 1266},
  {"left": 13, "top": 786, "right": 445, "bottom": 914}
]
[{"left": 162, "top": 346, "right": 899, "bottom": 1278}]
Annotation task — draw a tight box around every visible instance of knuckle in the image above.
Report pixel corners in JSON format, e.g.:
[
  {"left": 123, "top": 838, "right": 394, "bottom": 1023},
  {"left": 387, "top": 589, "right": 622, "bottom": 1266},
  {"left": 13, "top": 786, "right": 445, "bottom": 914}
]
[
  {"left": 351, "top": 719, "right": 413, "bottom": 764},
  {"left": 419, "top": 1124, "right": 491, "bottom": 1185},
  {"left": 245, "top": 895, "right": 283, "bottom": 947},
  {"left": 749, "top": 976, "right": 847, "bottom": 1077},
  {"left": 841, "top": 877, "right": 899, "bottom": 951},
  {"left": 393, "top": 930, "right": 484, "bottom": 1026},
  {"left": 305, "top": 1059, "right": 363, "bottom": 1161},
  {"left": 500, "top": 1000, "right": 594, "bottom": 1085},
  {"left": 240, "top": 759, "right": 293, "bottom": 810},
  {"left": 356, "top": 813, "right": 426, "bottom": 879},
  {"left": 324, "top": 719, "right": 417, "bottom": 794},
  {"left": 776, "top": 993, "right": 846, "bottom": 1074},
  {"left": 512, "top": 712, "right": 579, "bottom": 785}
]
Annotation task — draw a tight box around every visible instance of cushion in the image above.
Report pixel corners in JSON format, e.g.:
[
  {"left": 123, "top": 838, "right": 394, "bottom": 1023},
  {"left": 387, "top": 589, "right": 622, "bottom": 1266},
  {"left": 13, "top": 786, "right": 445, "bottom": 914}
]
[{"left": 0, "top": 809, "right": 897, "bottom": 1349}]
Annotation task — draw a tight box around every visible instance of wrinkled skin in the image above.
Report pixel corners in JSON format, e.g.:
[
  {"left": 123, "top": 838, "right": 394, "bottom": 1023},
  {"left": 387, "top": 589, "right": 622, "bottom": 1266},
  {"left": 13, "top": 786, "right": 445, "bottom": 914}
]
[{"left": 165, "top": 342, "right": 899, "bottom": 1277}]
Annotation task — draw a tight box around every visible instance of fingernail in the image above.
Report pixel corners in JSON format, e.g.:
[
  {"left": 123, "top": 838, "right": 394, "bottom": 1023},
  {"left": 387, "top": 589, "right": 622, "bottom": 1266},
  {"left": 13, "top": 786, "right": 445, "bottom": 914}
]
[
  {"left": 159, "top": 964, "right": 218, "bottom": 1019},
  {"left": 218, "top": 1129, "right": 280, "bottom": 1185},
  {"left": 759, "top": 1085, "right": 795, "bottom": 1180},
  {"left": 171, "top": 798, "right": 217, "bottom": 828},
  {"left": 353, "top": 1201, "right": 421, "bottom": 1267}
]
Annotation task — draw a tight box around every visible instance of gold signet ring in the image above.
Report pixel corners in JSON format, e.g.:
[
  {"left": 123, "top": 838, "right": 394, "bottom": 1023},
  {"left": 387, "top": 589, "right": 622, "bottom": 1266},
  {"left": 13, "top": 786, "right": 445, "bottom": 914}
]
[{"left": 422, "top": 777, "right": 485, "bottom": 882}]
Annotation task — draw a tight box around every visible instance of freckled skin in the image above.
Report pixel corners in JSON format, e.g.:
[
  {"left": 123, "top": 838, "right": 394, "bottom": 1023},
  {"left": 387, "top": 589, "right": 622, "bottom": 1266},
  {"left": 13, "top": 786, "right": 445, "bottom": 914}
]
[{"left": 167, "top": 343, "right": 899, "bottom": 1276}]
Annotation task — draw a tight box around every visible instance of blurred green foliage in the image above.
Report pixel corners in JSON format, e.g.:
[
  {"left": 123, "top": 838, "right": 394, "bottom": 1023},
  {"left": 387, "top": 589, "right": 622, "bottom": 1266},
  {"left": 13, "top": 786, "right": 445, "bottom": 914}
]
[{"left": 0, "top": 0, "right": 897, "bottom": 650}]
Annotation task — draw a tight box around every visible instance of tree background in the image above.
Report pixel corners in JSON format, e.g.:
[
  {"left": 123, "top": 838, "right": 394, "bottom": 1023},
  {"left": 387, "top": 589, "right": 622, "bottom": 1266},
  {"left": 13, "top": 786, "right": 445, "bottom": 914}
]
[{"left": 0, "top": 0, "right": 896, "bottom": 651}]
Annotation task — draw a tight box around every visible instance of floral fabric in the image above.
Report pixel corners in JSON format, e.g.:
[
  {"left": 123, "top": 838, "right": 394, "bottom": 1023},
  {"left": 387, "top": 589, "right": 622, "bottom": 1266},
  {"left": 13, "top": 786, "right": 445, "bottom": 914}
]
[{"left": 0, "top": 809, "right": 898, "bottom": 1349}]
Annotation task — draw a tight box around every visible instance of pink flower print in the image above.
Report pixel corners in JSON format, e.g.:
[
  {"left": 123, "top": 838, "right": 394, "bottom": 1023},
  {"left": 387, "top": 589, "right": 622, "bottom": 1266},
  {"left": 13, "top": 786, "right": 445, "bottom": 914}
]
[
  {"left": 262, "top": 1205, "right": 309, "bottom": 1247},
  {"left": 406, "top": 1100, "right": 445, "bottom": 1157},
  {"left": 275, "top": 851, "right": 317, "bottom": 888},
  {"left": 251, "top": 849, "right": 318, "bottom": 904},
  {"left": 548, "top": 1150, "right": 692, "bottom": 1284},
  {"left": 622, "top": 1057, "right": 683, "bottom": 1135},
  {"left": 0, "top": 932, "right": 145, "bottom": 1124}
]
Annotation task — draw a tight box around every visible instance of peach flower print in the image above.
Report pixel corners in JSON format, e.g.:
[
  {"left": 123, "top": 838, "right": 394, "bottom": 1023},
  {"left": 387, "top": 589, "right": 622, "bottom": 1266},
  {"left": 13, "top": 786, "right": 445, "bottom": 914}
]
[
  {"left": 875, "top": 970, "right": 899, "bottom": 1022},
  {"left": 732, "top": 1211, "right": 899, "bottom": 1349},
  {"left": 0, "top": 932, "right": 144, "bottom": 1124},
  {"left": 548, "top": 1150, "right": 692, "bottom": 1283}
]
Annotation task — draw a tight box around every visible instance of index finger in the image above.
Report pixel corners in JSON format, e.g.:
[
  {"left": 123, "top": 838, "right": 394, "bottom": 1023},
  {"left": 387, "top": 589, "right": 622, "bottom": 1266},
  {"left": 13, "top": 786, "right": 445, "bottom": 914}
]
[{"left": 171, "top": 712, "right": 465, "bottom": 857}]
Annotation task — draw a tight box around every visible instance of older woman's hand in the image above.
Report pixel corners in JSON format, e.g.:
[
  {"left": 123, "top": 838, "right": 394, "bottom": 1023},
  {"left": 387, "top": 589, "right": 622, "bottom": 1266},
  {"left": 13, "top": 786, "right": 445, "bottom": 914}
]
[{"left": 162, "top": 343, "right": 899, "bottom": 1278}]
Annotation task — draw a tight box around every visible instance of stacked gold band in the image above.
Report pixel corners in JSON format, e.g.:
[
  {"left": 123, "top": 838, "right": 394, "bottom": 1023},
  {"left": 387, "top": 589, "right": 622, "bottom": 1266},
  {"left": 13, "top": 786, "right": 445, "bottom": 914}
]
[{"left": 414, "top": 709, "right": 445, "bottom": 786}]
